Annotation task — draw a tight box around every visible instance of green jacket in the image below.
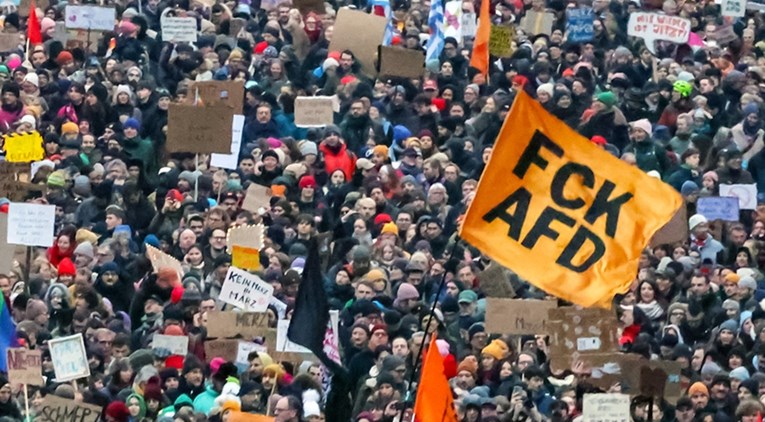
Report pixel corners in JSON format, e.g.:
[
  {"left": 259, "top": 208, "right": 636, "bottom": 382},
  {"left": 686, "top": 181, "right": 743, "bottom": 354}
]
[
  {"left": 122, "top": 135, "right": 158, "bottom": 186},
  {"left": 192, "top": 385, "right": 219, "bottom": 415}
]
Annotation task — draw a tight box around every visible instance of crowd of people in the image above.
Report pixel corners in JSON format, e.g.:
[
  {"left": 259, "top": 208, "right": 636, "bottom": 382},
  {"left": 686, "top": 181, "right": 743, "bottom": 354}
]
[{"left": 3, "top": 0, "right": 765, "bottom": 421}]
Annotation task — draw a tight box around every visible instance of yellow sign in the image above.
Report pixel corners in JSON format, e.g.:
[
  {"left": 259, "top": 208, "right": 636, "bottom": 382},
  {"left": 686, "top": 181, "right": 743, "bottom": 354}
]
[
  {"left": 232, "top": 245, "right": 260, "bottom": 271},
  {"left": 489, "top": 25, "right": 514, "bottom": 58},
  {"left": 4, "top": 131, "right": 43, "bottom": 163},
  {"left": 460, "top": 91, "right": 682, "bottom": 308}
]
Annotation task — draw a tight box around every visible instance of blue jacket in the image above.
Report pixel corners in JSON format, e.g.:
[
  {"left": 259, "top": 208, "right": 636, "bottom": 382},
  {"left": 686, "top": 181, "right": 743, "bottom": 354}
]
[{"left": 192, "top": 385, "right": 219, "bottom": 415}]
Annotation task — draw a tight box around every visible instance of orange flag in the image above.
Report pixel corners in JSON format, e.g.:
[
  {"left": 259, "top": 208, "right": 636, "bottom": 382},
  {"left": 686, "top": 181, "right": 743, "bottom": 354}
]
[
  {"left": 414, "top": 335, "right": 458, "bottom": 422},
  {"left": 470, "top": 0, "right": 491, "bottom": 76}
]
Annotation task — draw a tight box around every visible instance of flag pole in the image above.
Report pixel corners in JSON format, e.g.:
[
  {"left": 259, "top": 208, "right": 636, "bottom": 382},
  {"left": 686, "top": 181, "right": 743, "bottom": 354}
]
[{"left": 400, "top": 237, "right": 461, "bottom": 421}]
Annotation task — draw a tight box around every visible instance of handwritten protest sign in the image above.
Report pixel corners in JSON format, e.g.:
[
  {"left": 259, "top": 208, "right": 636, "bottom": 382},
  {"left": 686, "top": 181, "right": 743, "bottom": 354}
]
[
  {"left": 582, "top": 394, "right": 630, "bottom": 422},
  {"left": 241, "top": 183, "right": 272, "bottom": 213},
  {"left": 37, "top": 395, "right": 102, "bottom": 422},
  {"left": 697, "top": 196, "right": 739, "bottom": 221},
  {"left": 4, "top": 131, "right": 44, "bottom": 163},
  {"left": 627, "top": 13, "right": 690, "bottom": 54},
  {"left": 295, "top": 96, "right": 334, "bottom": 128},
  {"left": 566, "top": 8, "right": 594, "bottom": 43},
  {"left": 152, "top": 334, "right": 189, "bottom": 356},
  {"left": 485, "top": 299, "right": 557, "bottom": 335},
  {"left": 721, "top": 0, "right": 746, "bottom": 17},
  {"left": 186, "top": 80, "right": 244, "bottom": 113},
  {"left": 205, "top": 311, "right": 271, "bottom": 338},
  {"left": 277, "top": 319, "right": 312, "bottom": 353},
  {"left": 7, "top": 203, "right": 55, "bottom": 247},
  {"left": 65, "top": 5, "right": 115, "bottom": 31},
  {"left": 548, "top": 307, "right": 619, "bottom": 362},
  {"left": 0, "top": 33, "right": 20, "bottom": 52},
  {"left": 204, "top": 339, "right": 239, "bottom": 362},
  {"left": 378, "top": 46, "right": 425, "bottom": 79},
  {"left": 520, "top": 11, "right": 554, "bottom": 35},
  {"left": 48, "top": 334, "right": 90, "bottom": 382},
  {"left": 221, "top": 267, "right": 274, "bottom": 311},
  {"left": 720, "top": 184, "right": 758, "bottom": 210},
  {"left": 237, "top": 341, "right": 267, "bottom": 365},
  {"left": 145, "top": 244, "right": 184, "bottom": 280},
  {"left": 227, "top": 224, "right": 265, "bottom": 252},
  {"left": 210, "top": 114, "right": 245, "bottom": 170},
  {"left": 7, "top": 348, "right": 43, "bottom": 386},
  {"left": 329, "top": 9, "right": 388, "bottom": 75},
  {"left": 167, "top": 104, "right": 234, "bottom": 154},
  {"left": 161, "top": 16, "right": 198, "bottom": 43},
  {"left": 489, "top": 25, "right": 514, "bottom": 58}
]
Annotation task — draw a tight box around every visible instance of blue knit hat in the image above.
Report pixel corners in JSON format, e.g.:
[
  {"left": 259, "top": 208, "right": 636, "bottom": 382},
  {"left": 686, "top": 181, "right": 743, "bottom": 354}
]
[{"left": 124, "top": 118, "right": 141, "bottom": 131}]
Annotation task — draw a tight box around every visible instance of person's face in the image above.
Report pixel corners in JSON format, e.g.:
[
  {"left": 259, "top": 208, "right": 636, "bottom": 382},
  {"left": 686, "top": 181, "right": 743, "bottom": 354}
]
[
  {"left": 351, "top": 327, "right": 368, "bottom": 347},
  {"left": 127, "top": 397, "right": 141, "bottom": 417},
  {"left": 719, "top": 329, "right": 735, "bottom": 344},
  {"left": 68, "top": 87, "right": 83, "bottom": 102},
  {"left": 456, "top": 370, "right": 475, "bottom": 389},
  {"left": 0, "top": 277, "right": 10, "bottom": 296},
  {"left": 256, "top": 106, "right": 271, "bottom": 123},
  {"left": 690, "top": 276, "right": 709, "bottom": 296},
  {"left": 639, "top": 283, "right": 655, "bottom": 303},
  {"left": 185, "top": 368, "right": 203, "bottom": 386},
  {"left": 355, "top": 283, "right": 374, "bottom": 300},
  {"left": 691, "top": 348, "right": 705, "bottom": 371},
  {"left": 57, "top": 235, "right": 71, "bottom": 251},
  {"left": 392, "top": 338, "right": 409, "bottom": 357},
  {"left": 340, "top": 53, "right": 353, "bottom": 70},
  {"left": 349, "top": 101, "right": 365, "bottom": 118},
  {"left": 369, "top": 328, "right": 389, "bottom": 349},
  {"left": 210, "top": 230, "right": 227, "bottom": 249}
]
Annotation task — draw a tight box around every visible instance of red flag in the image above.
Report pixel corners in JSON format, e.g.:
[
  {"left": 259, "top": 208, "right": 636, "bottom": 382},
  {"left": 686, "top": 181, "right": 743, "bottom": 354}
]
[
  {"left": 470, "top": 0, "right": 490, "bottom": 76},
  {"left": 414, "top": 334, "right": 458, "bottom": 422},
  {"left": 28, "top": 1, "right": 42, "bottom": 45}
]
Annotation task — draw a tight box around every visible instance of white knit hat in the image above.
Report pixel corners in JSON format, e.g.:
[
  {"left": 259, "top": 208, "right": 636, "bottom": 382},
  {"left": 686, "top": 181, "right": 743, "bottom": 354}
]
[{"left": 688, "top": 214, "right": 707, "bottom": 231}]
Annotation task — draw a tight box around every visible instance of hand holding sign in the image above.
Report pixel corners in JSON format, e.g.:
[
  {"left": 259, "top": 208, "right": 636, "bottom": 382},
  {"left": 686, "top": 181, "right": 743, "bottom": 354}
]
[{"left": 627, "top": 13, "right": 691, "bottom": 54}]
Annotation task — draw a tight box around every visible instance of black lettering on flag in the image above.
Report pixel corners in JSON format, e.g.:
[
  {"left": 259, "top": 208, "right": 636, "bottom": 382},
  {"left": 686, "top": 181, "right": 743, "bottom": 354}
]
[
  {"left": 482, "top": 187, "right": 531, "bottom": 241},
  {"left": 513, "top": 130, "right": 564, "bottom": 179}
]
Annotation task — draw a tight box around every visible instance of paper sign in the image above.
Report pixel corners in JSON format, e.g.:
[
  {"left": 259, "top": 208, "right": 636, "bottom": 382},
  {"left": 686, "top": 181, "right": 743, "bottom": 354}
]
[
  {"left": 627, "top": 13, "right": 691, "bottom": 54},
  {"left": 7, "top": 348, "right": 43, "bottom": 386},
  {"left": 720, "top": 183, "right": 758, "bottom": 210},
  {"left": 167, "top": 104, "right": 234, "bottom": 154},
  {"left": 0, "top": 162, "right": 41, "bottom": 202},
  {"left": 489, "top": 25, "right": 514, "bottom": 58},
  {"left": 461, "top": 12, "right": 477, "bottom": 39},
  {"left": 241, "top": 183, "right": 272, "bottom": 213},
  {"left": 0, "top": 33, "right": 20, "bottom": 52},
  {"left": 378, "top": 46, "right": 425, "bottom": 79},
  {"left": 221, "top": 266, "right": 274, "bottom": 311},
  {"left": 229, "top": 412, "right": 276, "bottom": 422},
  {"left": 520, "top": 11, "right": 554, "bottom": 35},
  {"left": 697, "top": 197, "right": 739, "bottom": 221},
  {"left": 295, "top": 96, "right": 335, "bottom": 128},
  {"left": 271, "top": 297, "right": 287, "bottom": 319},
  {"left": 4, "top": 131, "right": 44, "bottom": 163},
  {"left": 566, "top": 8, "right": 594, "bottom": 43},
  {"left": 186, "top": 80, "right": 244, "bottom": 113},
  {"left": 485, "top": 298, "right": 556, "bottom": 335},
  {"left": 650, "top": 205, "right": 688, "bottom": 247},
  {"left": 210, "top": 114, "right": 246, "bottom": 170},
  {"left": 65, "top": 5, "right": 115, "bottom": 31},
  {"left": 7, "top": 203, "right": 55, "bottom": 247},
  {"left": 37, "top": 395, "right": 102, "bottom": 422},
  {"left": 329, "top": 9, "right": 388, "bottom": 75},
  {"left": 227, "top": 224, "right": 265, "bottom": 252},
  {"left": 232, "top": 245, "right": 261, "bottom": 271},
  {"left": 582, "top": 394, "right": 630, "bottom": 422},
  {"left": 161, "top": 17, "right": 198, "bottom": 43},
  {"left": 277, "top": 319, "right": 312, "bottom": 353},
  {"left": 548, "top": 307, "right": 619, "bottom": 360},
  {"left": 237, "top": 341, "right": 267, "bottom": 364},
  {"left": 205, "top": 311, "right": 271, "bottom": 338},
  {"left": 152, "top": 334, "right": 189, "bottom": 355},
  {"left": 48, "top": 334, "right": 90, "bottom": 382},
  {"left": 721, "top": 0, "right": 746, "bottom": 16},
  {"left": 65, "top": 29, "right": 101, "bottom": 52},
  {"left": 444, "top": 2, "right": 463, "bottom": 42},
  {"left": 145, "top": 244, "right": 184, "bottom": 280}
]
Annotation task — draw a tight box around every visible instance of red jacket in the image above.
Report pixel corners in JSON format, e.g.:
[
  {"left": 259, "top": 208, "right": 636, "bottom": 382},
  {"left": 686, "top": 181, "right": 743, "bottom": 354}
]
[{"left": 319, "top": 141, "right": 356, "bottom": 180}]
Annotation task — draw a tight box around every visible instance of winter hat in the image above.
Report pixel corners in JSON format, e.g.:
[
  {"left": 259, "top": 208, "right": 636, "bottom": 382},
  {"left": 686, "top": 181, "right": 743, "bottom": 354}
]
[
  {"left": 57, "top": 258, "right": 76, "bottom": 276},
  {"left": 298, "top": 141, "right": 318, "bottom": 156},
  {"left": 381, "top": 222, "right": 398, "bottom": 236},
  {"left": 299, "top": 175, "right": 317, "bottom": 189},
  {"left": 722, "top": 299, "right": 740, "bottom": 311},
  {"left": 73, "top": 241, "right": 94, "bottom": 259},
  {"left": 72, "top": 175, "right": 91, "bottom": 197},
  {"left": 22, "top": 72, "right": 38, "bottom": 88},
  {"left": 730, "top": 366, "right": 750, "bottom": 381},
  {"left": 703, "top": 171, "right": 719, "bottom": 182},
  {"left": 481, "top": 339, "right": 509, "bottom": 360},
  {"left": 59, "top": 121, "right": 78, "bottom": 136},
  {"left": 322, "top": 57, "right": 340, "bottom": 71},
  {"left": 719, "top": 319, "right": 739, "bottom": 333},
  {"left": 689, "top": 381, "right": 709, "bottom": 397},
  {"left": 105, "top": 402, "right": 130, "bottom": 422},
  {"left": 681, "top": 181, "right": 699, "bottom": 196},
  {"left": 25, "top": 299, "right": 48, "bottom": 321},
  {"left": 536, "top": 83, "right": 554, "bottom": 97},
  {"left": 457, "top": 358, "right": 478, "bottom": 378},
  {"left": 373, "top": 145, "right": 389, "bottom": 157},
  {"left": 596, "top": 91, "right": 617, "bottom": 108},
  {"left": 688, "top": 214, "right": 708, "bottom": 231},
  {"left": 396, "top": 283, "right": 419, "bottom": 302},
  {"left": 46, "top": 171, "right": 66, "bottom": 188},
  {"left": 630, "top": 118, "right": 652, "bottom": 135},
  {"left": 124, "top": 118, "right": 141, "bottom": 131},
  {"left": 129, "top": 349, "right": 155, "bottom": 372},
  {"left": 740, "top": 276, "right": 757, "bottom": 291},
  {"left": 304, "top": 401, "right": 321, "bottom": 418},
  {"left": 19, "top": 114, "right": 35, "bottom": 128}
]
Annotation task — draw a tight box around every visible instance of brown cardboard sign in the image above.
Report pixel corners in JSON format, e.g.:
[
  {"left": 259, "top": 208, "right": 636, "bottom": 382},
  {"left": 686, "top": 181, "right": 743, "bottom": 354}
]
[
  {"left": 37, "top": 395, "right": 102, "bottom": 422},
  {"left": 478, "top": 264, "right": 516, "bottom": 298},
  {"left": 19, "top": 0, "right": 49, "bottom": 16},
  {"left": 145, "top": 245, "right": 184, "bottom": 280},
  {"left": 485, "top": 298, "right": 556, "bottom": 335},
  {"left": 378, "top": 46, "right": 425, "bottom": 79},
  {"left": 639, "top": 366, "right": 667, "bottom": 398},
  {"left": 548, "top": 307, "right": 619, "bottom": 359},
  {"left": 621, "top": 360, "right": 682, "bottom": 404},
  {"left": 204, "top": 339, "right": 239, "bottom": 362},
  {"left": 0, "top": 33, "right": 20, "bottom": 52},
  {"left": 520, "top": 11, "right": 554, "bottom": 35},
  {"left": 0, "top": 214, "right": 24, "bottom": 275},
  {"left": 241, "top": 183, "right": 273, "bottom": 213},
  {"left": 329, "top": 9, "right": 388, "bottom": 76},
  {"left": 650, "top": 205, "right": 688, "bottom": 247},
  {"left": 186, "top": 81, "right": 244, "bottom": 114},
  {"left": 294, "top": 96, "right": 334, "bottom": 128},
  {"left": 6, "top": 348, "right": 43, "bottom": 386},
  {"left": 294, "top": 0, "right": 325, "bottom": 15},
  {"left": 166, "top": 104, "right": 234, "bottom": 154},
  {"left": 206, "top": 311, "right": 271, "bottom": 339}
]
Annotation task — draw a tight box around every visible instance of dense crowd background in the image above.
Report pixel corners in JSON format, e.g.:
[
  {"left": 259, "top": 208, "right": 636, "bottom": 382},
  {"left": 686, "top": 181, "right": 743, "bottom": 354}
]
[{"left": 4, "top": 0, "right": 765, "bottom": 421}]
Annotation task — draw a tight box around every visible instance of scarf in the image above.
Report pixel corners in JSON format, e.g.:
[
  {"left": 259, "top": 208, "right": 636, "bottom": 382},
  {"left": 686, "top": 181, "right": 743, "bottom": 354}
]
[{"left": 637, "top": 300, "right": 664, "bottom": 320}]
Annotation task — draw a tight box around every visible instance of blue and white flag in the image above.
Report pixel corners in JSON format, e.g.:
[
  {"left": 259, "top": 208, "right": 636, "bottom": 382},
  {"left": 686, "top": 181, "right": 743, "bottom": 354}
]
[
  {"left": 426, "top": 0, "right": 445, "bottom": 61},
  {"left": 371, "top": 0, "right": 394, "bottom": 46}
]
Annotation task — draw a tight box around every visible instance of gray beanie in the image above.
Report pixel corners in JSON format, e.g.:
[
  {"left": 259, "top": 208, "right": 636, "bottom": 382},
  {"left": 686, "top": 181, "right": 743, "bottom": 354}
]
[
  {"left": 73, "top": 241, "right": 94, "bottom": 259},
  {"left": 740, "top": 276, "right": 757, "bottom": 291},
  {"left": 178, "top": 170, "right": 199, "bottom": 187},
  {"left": 72, "top": 175, "right": 91, "bottom": 197},
  {"left": 299, "top": 141, "right": 318, "bottom": 157}
]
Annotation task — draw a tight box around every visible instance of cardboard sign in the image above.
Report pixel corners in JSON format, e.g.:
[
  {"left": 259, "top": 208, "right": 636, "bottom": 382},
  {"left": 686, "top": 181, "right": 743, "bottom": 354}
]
[
  {"left": 64, "top": 5, "right": 115, "bottom": 31},
  {"left": 6, "top": 348, "right": 43, "bottom": 386},
  {"left": 0, "top": 214, "right": 21, "bottom": 274},
  {"left": 161, "top": 17, "right": 198, "bottom": 43},
  {"left": 167, "top": 104, "right": 234, "bottom": 154},
  {"left": 64, "top": 29, "right": 101, "bottom": 53},
  {"left": 4, "top": 131, "right": 44, "bottom": 163},
  {"left": 204, "top": 339, "right": 239, "bottom": 362},
  {"left": 37, "top": 395, "right": 102, "bottom": 422},
  {"left": 7, "top": 203, "right": 55, "bottom": 247},
  {"left": 294, "top": 0, "right": 325, "bottom": 15},
  {"left": 478, "top": 264, "right": 516, "bottom": 298},
  {"left": 709, "top": 24, "right": 739, "bottom": 45},
  {"left": 0, "top": 162, "right": 40, "bottom": 202},
  {"left": 566, "top": 8, "right": 594, "bottom": 43},
  {"left": 0, "top": 33, "right": 20, "bottom": 52},
  {"left": 720, "top": 184, "right": 758, "bottom": 210},
  {"left": 697, "top": 196, "right": 739, "bottom": 221},
  {"left": 210, "top": 114, "right": 246, "bottom": 170},
  {"left": 19, "top": 0, "right": 49, "bottom": 16},
  {"left": 232, "top": 245, "right": 261, "bottom": 271},
  {"left": 220, "top": 266, "right": 274, "bottom": 311},
  {"left": 627, "top": 13, "right": 691, "bottom": 54},
  {"left": 485, "top": 299, "right": 556, "bottom": 335},
  {"left": 152, "top": 334, "right": 189, "bottom": 356},
  {"left": 186, "top": 80, "right": 244, "bottom": 114},
  {"left": 582, "top": 394, "right": 630, "bottom": 422},
  {"left": 48, "top": 334, "right": 90, "bottom": 382},
  {"left": 329, "top": 9, "right": 388, "bottom": 75},
  {"left": 721, "top": 0, "right": 746, "bottom": 17},
  {"left": 548, "top": 307, "right": 619, "bottom": 360},
  {"left": 295, "top": 96, "right": 335, "bottom": 128},
  {"left": 205, "top": 311, "right": 271, "bottom": 338},
  {"left": 145, "top": 244, "right": 184, "bottom": 280},
  {"left": 241, "top": 183, "right": 272, "bottom": 213},
  {"left": 489, "top": 25, "right": 514, "bottom": 58},
  {"left": 227, "top": 224, "right": 265, "bottom": 252},
  {"left": 520, "top": 11, "right": 554, "bottom": 35},
  {"left": 378, "top": 46, "right": 425, "bottom": 79},
  {"left": 650, "top": 205, "right": 688, "bottom": 247},
  {"left": 276, "top": 319, "right": 312, "bottom": 353}
]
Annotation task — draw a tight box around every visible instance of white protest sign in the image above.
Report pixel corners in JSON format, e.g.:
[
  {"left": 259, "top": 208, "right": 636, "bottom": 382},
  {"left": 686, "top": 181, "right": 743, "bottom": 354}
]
[
  {"left": 161, "top": 16, "right": 198, "bottom": 43},
  {"left": 277, "top": 319, "right": 312, "bottom": 353},
  {"left": 7, "top": 203, "right": 55, "bottom": 247},
  {"left": 271, "top": 297, "right": 287, "bottom": 319},
  {"left": 152, "top": 334, "right": 189, "bottom": 355},
  {"left": 721, "top": 0, "right": 746, "bottom": 16},
  {"left": 65, "top": 5, "right": 115, "bottom": 31},
  {"left": 220, "top": 266, "right": 274, "bottom": 311},
  {"left": 236, "top": 341, "right": 267, "bottom": 364},
  {"left": 295, "top": 97, "right": 335, "bottom": 128},
  {"left": 48, "top": 334, "right": 90, "bottom": 382},
  {"left": 582, "top": 393, "right": 630, "bottom": 422},
  {"left": 210, "top": 114, "right": 245, "bottom": 170},
  {"left": 627, "top": 13, "right": 691, "bottom": 54},
  {"left": 720, "top": 183, "right": 758, "bottom": 210}
]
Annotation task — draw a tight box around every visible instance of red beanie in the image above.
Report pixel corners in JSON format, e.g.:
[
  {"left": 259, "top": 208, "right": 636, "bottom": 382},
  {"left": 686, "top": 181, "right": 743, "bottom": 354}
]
[
  {"left": 374, "top": 213, "right": 393, "bottom": 226},
  {"left": 254, "top": 41, "right": 269, "bottom": 54},
  {"left": 57, "top": 258, "right": 76, "bottom": 276},
  {"left": 512, "top": 75, "right": 528, "bottom": 87},
  {"left": 431, "top": 97, "right": 446, "bottom": 111},
  {"left": 340, "top": 75, "right": 357, "bottom": 85},
  {"left": 327, "top": 51, "right": 341, "bottom": 61},
  {"left": 591, "top": 135, "right": 607, "bottom": 146},
  {"left": 105, "top": 402, "right": 130, "bottom": 422},
  {"left": 298, "top": 175, "right": 317, "bottom": 189},
  {"left": 170, "top": 285, "right": 184, "bottom": 304},
  {"left": 166, "top": 355, "right": 184, "bottom": 370}
]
